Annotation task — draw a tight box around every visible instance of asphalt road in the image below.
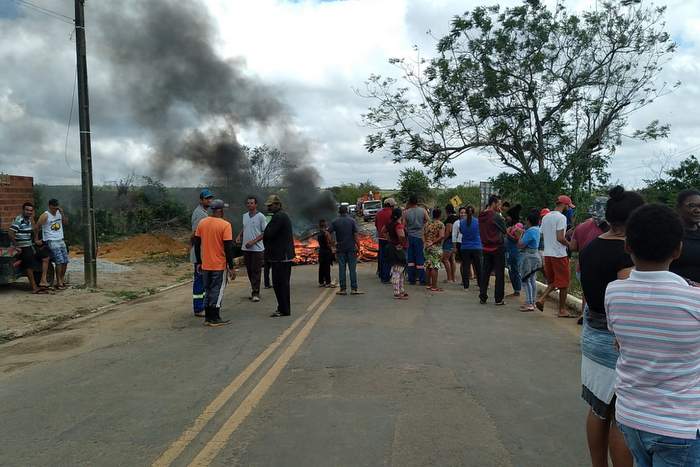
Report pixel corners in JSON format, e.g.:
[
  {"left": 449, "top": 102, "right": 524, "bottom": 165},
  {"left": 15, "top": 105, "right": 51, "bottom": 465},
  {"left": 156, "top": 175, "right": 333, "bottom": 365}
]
[{"left": 0, "top": 263, "right": 587, "bottom": 466}]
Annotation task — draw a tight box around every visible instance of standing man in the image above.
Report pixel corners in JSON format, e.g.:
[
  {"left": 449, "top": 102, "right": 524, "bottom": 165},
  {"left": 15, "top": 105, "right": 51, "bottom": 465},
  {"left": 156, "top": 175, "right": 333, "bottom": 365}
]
[
  {"left": 236, "top": 195, "right": 267, "bottom": 302},
  {"left": 330, "top": 205, "right": 363, "bottom": 295},
  {"left": 194, "top": 199, "right": 235, "bottom": 327},
  {"left": 403, "top": 194, "right": 429, "bottom": 285},
  {"left": 9, "top": 202, "right": 48, "bottom": 294},
  {"left": 536, "top": 195, "right": 575, "bottom": 317},
  {"left": 190, "top": 189, "right": 214, "bottom": 317},
  {"left": 36, "top": 198, "right": 69, "bottom": 289},
  {"left": 263, "top": 195, "right": 295, "bottom": 318},
  {"left": 478, "top": 195, "right": 507, "bottom": 305},
  {"left": 375, "top": 198, "right": 395, "bottom": 284}
]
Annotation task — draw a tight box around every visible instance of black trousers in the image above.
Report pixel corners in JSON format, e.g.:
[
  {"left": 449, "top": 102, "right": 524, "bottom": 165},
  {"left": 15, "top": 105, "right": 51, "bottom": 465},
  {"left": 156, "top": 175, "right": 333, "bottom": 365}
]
[
  {"left": 460, "top": 248, "right": 483, "bottom": 290},
  {"left": 318, "top": 258, "right": 332, "bottom": 285},
  {"left": 243, "top": 251, "right": 264, "bottom": 296},
  {"left": 479, "top": 247, "right": 505, "bottom": 303},
  {"left": 264, "top": 261, "right": 271, "bottom": 288},
  {"left": 271, "top": 261, "right": 292, "bottom": 315}
]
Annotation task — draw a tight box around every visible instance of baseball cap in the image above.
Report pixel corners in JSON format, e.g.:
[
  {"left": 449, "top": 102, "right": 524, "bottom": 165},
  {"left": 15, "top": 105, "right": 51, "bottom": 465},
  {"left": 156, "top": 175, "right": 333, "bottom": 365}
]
[
  {"left": 539, "top": 208, "right": 551, "bottom": 218},
  {"left": 209, "top": 199, "right": 228, "bottom": 210},
  {"left": 265, "top": 194, "right": 282, "bottom": 206},
  {"left": 384, "top": 197, "right": 396, "bottom": 207},
  {"left": 199, "top": 188, "right": 215, "bottom": 199},
  {"left": 556, "top": 195, "right": 575, "bottom": 208}
]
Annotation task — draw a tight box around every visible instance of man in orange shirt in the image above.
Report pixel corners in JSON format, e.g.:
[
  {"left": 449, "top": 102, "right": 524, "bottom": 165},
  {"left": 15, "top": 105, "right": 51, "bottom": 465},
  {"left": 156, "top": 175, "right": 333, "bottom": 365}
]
[{"left": 194, "top": 199, "right": 237, "bottom": 327}]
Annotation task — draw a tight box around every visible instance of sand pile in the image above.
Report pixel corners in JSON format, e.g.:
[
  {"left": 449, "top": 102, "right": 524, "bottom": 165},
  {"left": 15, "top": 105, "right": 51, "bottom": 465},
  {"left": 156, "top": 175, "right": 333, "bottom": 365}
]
[{"left": 96, "top": 233, "right": 189, "bottom": 262}]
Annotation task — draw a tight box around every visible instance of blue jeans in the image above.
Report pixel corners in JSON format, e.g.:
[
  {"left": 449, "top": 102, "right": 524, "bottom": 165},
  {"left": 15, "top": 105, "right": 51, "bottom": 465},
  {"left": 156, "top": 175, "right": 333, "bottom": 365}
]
[
  {"left": 619, "top": 424, "right": 700, "bottom": 467},
  {"left": 193, "top": 266, "right": 205, "bottom": 314},
  {"left": 337, "top": 251, "right": 358, "bottom": 291},
  {"left": 378, "top": 239, "right": 391, "bottom": 283},
  {"left": 406, "top": 236, "right": 426, "bottom": 285},
  {"left": 507, "top": 249, "right": 521, "bottom": 292},
  {"left": 522, "top": 272, "right": 537, "bottom": 305}
]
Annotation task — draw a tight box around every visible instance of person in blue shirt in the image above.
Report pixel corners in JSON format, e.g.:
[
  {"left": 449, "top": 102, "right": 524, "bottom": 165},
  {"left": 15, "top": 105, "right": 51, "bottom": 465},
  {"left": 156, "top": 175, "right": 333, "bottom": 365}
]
[
  {"left": 518, "top": 211, "right": 542, "bottom": 312},
  {"left": 459, "top": 205, "right": 482, "bottom": 290}
]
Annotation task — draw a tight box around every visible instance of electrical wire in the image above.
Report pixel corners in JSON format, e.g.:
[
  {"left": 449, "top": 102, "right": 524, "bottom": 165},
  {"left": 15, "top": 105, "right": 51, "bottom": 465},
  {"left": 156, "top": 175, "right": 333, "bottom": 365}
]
[
  {"left": 12, "top": 0, "right": 74, "bottom": 24},
  {"left": 64, "top": 71, "right": 81, "bottom": 174}
]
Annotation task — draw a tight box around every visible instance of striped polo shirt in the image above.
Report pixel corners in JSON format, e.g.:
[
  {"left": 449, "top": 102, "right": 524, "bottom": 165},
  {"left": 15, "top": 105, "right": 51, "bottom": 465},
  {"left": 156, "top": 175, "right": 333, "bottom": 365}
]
[
  {"left": 9, "top": 215, "right": 34, "bottom": 248},
  {"left": 606, "top": 270, "right": 700, "bottom": 439}
]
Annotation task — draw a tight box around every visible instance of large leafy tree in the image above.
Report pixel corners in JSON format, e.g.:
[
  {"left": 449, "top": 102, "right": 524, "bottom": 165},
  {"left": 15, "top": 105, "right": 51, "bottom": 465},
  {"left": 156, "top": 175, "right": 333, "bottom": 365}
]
[{"left": 360, "top": 0, "right": 677, "bottom": 205}]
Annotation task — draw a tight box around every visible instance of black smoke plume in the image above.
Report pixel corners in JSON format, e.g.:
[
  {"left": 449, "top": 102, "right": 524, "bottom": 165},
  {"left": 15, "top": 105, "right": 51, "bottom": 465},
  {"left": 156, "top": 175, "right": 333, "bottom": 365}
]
[{"left": 91, "top": 0, "right": 334, "bottom": 227}]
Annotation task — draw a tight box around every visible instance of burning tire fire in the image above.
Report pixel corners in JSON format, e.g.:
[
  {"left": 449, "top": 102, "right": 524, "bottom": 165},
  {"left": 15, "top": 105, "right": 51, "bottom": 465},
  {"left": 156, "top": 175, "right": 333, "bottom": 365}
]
[{"left": 293, "top": 233, "right": 378, "bottom": 265}]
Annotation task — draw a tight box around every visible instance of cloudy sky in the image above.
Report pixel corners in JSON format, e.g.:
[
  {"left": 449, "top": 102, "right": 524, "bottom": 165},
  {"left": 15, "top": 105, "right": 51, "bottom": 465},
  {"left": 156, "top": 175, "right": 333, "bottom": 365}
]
[{"left": 1, "top": 0, "right": 698, "bottom": 189}]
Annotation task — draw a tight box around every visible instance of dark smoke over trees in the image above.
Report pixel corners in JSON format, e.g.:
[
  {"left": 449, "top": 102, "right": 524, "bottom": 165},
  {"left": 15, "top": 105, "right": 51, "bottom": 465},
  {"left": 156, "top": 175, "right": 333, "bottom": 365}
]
[{"left": 90, "top": 0, "right": 334, "bottom": 228}]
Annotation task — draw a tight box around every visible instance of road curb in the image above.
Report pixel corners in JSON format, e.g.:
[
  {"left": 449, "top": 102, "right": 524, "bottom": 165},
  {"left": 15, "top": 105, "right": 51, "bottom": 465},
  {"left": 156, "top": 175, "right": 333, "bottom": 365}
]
[
  {"left": 0, "top": 279, "right": 192, "bottom": 344},
  {"left": 505, "top": 267, "right": 583, "bottom": 313}
]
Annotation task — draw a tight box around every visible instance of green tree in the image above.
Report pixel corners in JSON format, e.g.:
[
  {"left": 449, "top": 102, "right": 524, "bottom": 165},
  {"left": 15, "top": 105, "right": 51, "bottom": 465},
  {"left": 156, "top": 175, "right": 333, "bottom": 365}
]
[
  {"left": 397, "top": 168, "right": 433, "bottom": 204},
  {"left": 434, "top": 184, "right": 481, "bottom": 210},
  {"left": 328, "top": 180, "right": 380, "bottom": 204},
  {"left": 360, "top": 0, "right": 677, "bottom": 206},
  {"left": 643, "top": 155, "right": 700, "bottom": 205}
]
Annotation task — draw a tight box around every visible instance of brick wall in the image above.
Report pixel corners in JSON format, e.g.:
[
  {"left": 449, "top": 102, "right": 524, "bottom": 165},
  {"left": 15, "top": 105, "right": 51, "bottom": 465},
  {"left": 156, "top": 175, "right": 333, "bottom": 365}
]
[{"left": 0, "top": 175, "right": 34, "bottom": 231}]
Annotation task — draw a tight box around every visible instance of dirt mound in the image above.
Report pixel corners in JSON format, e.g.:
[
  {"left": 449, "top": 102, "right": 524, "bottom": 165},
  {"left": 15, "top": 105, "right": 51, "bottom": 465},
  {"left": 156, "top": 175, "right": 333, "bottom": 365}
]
[{"left": 97, "top": 233, "right": 189, "bottom": 262}]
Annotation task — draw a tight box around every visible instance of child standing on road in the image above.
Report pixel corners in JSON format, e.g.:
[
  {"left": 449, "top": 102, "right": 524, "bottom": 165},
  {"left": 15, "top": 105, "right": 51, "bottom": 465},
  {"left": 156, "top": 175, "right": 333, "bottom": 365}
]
[
  {"left": 317, "top": 219, "right": 335, "bottom": 288},
  {"left": 606, "top": 204, "right": 700, "bottom": 466}
]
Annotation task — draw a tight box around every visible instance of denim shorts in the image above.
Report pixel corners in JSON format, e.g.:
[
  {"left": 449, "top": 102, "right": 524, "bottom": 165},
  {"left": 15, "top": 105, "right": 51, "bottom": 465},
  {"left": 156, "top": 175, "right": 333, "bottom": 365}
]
[
  {"left": 618, "top": 424, "right": 700, "bottom": 467},
  {"left": 48, "top": 240, "right": 69, "bottom": 265}
]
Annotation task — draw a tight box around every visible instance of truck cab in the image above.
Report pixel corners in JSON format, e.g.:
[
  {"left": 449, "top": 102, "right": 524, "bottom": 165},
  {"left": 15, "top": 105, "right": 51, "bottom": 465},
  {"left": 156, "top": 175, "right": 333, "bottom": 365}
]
[{"left": 361, "top": 200, "right": 382, "bottom": 222}]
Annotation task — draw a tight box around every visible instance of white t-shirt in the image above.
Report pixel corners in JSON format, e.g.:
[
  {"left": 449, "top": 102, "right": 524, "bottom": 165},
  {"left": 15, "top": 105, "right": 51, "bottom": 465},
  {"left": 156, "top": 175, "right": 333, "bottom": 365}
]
[
  {"left": 541, "top": 211, "right": 568, "bottom": 258},
  {"left": 242, "top": 211, "right": 267, "bottom": 252},
  {"left": 452, "top": 220, "right": 462, "bottom": 243}
]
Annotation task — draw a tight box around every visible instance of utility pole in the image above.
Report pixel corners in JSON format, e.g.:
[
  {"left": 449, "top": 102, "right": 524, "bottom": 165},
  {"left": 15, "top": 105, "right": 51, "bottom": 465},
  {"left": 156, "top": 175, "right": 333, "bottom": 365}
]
[{"left": 74, "top": 0, "right": 97, "bottom": 287}]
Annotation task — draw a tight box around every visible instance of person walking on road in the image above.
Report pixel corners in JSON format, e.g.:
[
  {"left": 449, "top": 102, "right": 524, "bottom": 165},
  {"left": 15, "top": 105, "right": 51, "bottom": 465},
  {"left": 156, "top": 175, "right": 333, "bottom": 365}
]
[
  {"left": 459, "top": 205, "right": 482, "bottom": 290},
  {"left": 193, "top": 199, "right": 236, "bottom": 327},
  {"left": 478, "top": 195, "right": 506, "bottom": 305},
  {"left": 36, "top": 198, "right": 69, "bottom": 289},
  {"left": 424, "top": 208, "right": 445, "bottom": 292},
  {"left": 263, "top": 195, "right": 295, "bottom": 318},
  {"left": 606, "top": 204, "right": 700, "bottom": 467},
  {"left": 190, "top": 189, "right": 214, "bottom": 317},
  {"left": 579, "top": 186, "right": 643, "bottom": 467},
  {"left": 403, "top": 195, "right": 429, "bottom": 286},
  {"left": 375, "top": 198, "right": 395, "bottom": 284},
  {"left": 536, "top": 195, "right": 575, "bottom": 317},
  {"left": 330, "top": 205, "right": 363, "bottom": 295},
  {"left": 236, "top": 196, "right": 267, "bottom": 302},
  {"left": 317, "top": 219, "right": 335, "bottom": 288}
]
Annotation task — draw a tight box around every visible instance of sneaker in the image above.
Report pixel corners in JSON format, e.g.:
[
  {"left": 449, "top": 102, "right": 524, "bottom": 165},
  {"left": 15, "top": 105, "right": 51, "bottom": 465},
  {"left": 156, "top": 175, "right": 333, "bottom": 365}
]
[
  {"left": 479, "top": 299, "right": 487, "bottom": 305},
  {"left": 336, "top": 289, "right": 348, "bottom": 296},
  {"left": 194, "top": 311, "right": 205, "bottom": 317},
  {"left": 270, "top": 311, "right": 290, "bottom": 318},
  {"left": 205, "top": 319, "right": 230, "bottom": 327},
  {"left": 252, "top": 296, "right": 260, "bottom": 302},
  {"left": 495, "top": 301, "right": 506, "bottom": 306},
  {"left": 351, "top": 289, "right": 364, "bottom": 295},
  {"left": 264, "top": 285, "right": 272, "bottom": 289}
]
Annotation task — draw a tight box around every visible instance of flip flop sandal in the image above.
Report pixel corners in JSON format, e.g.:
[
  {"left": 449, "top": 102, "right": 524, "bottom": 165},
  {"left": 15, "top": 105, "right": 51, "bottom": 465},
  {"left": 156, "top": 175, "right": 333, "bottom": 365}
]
[
  {"left": 393, "top": 295, "right": 408, "bottom": 300},
  {"left": 429, "top": 287, "right": 444, "bottom": 292},
  {"left": 558, "top": 313, "right": 576, "bottom": 318},
  {"left": 33, "top": 288, "right": 49, "bottom": 294}
]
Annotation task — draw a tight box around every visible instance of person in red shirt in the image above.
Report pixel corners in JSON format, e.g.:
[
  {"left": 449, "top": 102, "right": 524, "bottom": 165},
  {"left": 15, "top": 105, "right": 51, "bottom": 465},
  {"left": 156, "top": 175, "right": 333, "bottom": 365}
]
[
  {"left": 375, "top": 198, "right": 396, "bottom": 284},
  {"left": 194, "top": 199, "right": 237, "bottom": 327}
]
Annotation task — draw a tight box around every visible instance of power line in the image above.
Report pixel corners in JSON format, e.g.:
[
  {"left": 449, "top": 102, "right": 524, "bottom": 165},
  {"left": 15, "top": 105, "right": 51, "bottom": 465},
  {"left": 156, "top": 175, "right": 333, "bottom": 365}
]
[
  {"left": 64, "top": 71, "right": 80, "bottom": 174},
  {"left": 12, "top": 0, "right": 74, "bottom": 24}
]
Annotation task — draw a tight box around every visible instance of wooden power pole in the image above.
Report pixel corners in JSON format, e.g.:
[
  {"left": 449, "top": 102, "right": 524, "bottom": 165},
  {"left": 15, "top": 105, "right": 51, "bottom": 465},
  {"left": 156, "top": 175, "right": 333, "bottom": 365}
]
[{"left": 74, "top": 0, "right": 97, "bottom": 287}]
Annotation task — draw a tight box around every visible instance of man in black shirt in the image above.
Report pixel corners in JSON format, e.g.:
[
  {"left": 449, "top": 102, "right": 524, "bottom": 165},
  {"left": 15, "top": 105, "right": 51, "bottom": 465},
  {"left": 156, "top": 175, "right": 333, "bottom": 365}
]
[{"left": 263, "top": 195, "right": 295, "bottom": 318}]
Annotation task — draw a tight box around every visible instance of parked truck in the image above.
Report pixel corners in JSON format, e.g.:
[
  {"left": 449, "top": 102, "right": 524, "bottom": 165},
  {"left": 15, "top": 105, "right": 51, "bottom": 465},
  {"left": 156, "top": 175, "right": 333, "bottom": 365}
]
[{"left": 356, "top": 191, "right": 382, "bottom": 222}]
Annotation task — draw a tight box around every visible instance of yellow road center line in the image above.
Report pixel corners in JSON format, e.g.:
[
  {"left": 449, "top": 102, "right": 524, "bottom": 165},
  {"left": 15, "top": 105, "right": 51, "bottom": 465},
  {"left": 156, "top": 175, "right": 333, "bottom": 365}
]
[
  {"left": 188, "top": 290, "right": 337, "bottom": 466},
  {"left": 152, "top": 288, "right": 331, "bottom": 467}
]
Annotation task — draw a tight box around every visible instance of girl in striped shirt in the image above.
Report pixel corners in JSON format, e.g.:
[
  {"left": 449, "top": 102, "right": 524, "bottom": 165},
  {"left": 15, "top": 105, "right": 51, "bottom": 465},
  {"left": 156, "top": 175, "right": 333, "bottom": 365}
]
[{"left": 606, "top": 204, "right": 700, "bottom": 467}]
